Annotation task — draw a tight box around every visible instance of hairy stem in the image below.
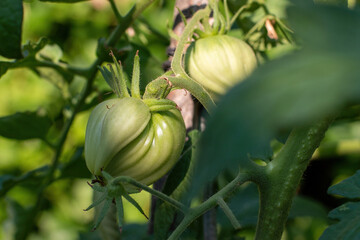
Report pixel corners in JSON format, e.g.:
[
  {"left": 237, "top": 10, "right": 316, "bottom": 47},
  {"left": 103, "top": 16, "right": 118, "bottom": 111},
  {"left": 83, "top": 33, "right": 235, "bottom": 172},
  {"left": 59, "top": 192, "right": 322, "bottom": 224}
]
[
  {"left": 167, "top": 76, "right": 215, "bottom": 114},
  {"left": 254, "top": 118, "right": 333, "bottom": 240}
]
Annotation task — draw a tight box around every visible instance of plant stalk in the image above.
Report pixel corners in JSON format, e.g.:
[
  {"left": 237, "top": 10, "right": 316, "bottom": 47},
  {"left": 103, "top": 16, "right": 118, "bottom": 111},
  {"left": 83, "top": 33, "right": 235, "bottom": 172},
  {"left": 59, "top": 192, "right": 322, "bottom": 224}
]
[
  {"left": 167, "top": 171, "right": 251, "bottom": 240},
  {"left": 254, "top": 118, "right": 333, "bottom": 240}
]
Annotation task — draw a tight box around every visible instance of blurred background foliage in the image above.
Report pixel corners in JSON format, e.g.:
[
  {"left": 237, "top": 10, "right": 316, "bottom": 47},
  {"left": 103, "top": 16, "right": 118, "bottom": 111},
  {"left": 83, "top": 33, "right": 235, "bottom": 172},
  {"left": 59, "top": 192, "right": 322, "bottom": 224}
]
[{"left": 0, "top": 0, "right": 359, "bottom": 239}]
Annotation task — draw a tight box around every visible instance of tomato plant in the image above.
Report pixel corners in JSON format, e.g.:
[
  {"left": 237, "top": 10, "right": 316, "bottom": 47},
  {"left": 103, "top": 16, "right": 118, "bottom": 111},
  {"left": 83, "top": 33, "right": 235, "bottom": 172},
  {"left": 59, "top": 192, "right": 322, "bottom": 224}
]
[{"left": 0, "top": 0, "right": 360, "bottom": 240}]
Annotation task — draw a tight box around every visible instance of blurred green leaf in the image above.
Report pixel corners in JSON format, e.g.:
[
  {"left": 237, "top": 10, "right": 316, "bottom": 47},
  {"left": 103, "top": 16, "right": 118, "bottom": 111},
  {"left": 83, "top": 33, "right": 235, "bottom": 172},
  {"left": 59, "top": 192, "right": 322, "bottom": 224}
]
[
  {"left": 6, "top": 198, "right": 35, "bottom": 240},
  {"left": 0, "top": 0, "right": 23, "bottom": 59},
  {"left": 289, "top": 196, "right": 328, "bottom": 219},
  {"left": 320, "top": 202, "right": 360, "bottom": 240},
  {"left": 327, "top": 170, "right": 360, "bottom": 199},
  {"left": 60, "top": 147, "right": 91, "bottom": 179},
  {"left": 0, "top": 166, "right": 48, "bottom": 197},
  {"left": 0, "top": 111, "right": 52, "bottom": 140},
  {"left": 288, "top": 0, "right": 359, "bottom": 54},
  {"left": 189, "top": 0, "right": 360, "bottom": 198},
  {"left": 39, "top": 0, "right": 89, "bottom": 2}
]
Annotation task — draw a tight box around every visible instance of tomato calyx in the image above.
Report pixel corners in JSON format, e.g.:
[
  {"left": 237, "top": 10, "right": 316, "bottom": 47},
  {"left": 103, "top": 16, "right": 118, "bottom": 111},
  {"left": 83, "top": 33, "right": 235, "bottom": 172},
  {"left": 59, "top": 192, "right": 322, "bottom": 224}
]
[
  {"left": 84, "top": 171, "right": 148, "bottom": 232},
  {"left": 98, "top": 51, "right": 178, "bottom": 113}
]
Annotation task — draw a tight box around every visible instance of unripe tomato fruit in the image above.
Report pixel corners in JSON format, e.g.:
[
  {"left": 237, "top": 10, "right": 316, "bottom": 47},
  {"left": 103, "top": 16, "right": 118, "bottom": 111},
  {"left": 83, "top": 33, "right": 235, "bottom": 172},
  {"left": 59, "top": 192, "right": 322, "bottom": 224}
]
[
  {"left": 85, "top": 97, "right": 186, "bottom": 186},
  {"left": 85, "top": 52, "right": 186, "bottom": 187},
  {"left": 185, "top": 35, "right": 257, "bottom": 99}
]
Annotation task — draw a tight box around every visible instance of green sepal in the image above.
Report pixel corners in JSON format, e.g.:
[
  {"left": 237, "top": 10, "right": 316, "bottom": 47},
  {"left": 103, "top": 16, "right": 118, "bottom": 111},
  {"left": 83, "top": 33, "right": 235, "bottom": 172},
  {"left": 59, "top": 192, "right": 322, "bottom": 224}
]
[
  {"left": 143, "top": 99, "right": 178, "bottom": 112},
  {"left": 84, "top": 191, "right": 107, "bottom": 211},
  {"left": 98, "top": 51, "right": 130, "bottom": 98},
  {"left": 115, "top": 196, "right": 124, "bottom": 230},
  {"left": 101, "top": 171, "right": 114, "bottom": 183},
  {"left": 92, "top": 197, "right": 112, "bottom": 231},
  {"left": 143, "top": 78, "right": 172, "bottom": 99},
  {"left": 122, "top": 191, "right": 149, "bottom": 219}
]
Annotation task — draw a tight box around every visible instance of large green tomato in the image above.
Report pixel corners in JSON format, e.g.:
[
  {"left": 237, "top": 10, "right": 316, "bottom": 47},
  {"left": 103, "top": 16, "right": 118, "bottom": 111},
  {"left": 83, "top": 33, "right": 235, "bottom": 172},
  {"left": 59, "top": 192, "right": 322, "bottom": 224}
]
[
  {"left": 185, "top": 35, "right": 257, "bottom": 99},
  {"left": 85, "top": 97, "right": 186, "bottom": 186}
]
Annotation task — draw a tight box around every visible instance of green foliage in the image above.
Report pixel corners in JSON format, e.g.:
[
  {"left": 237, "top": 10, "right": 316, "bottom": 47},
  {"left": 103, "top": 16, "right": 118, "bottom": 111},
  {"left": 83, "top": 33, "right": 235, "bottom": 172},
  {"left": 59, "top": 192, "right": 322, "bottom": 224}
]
[
  {"left": 39, "top": 0, "right": 89, "bottom": 2},
  {"left": 0, "top": 111, "right": 52, "bottom": 140},
  {"left": 190, "top": 0, "right": 360, "bottom": 197},
  {"left": 0, "top": 166, "right": 48, "bottom": 197},
  {"left": 0, "top": 0, "right": 23, "bottom": 59},
  {"left": 327, "top": 170, "right": 360, "bottom": 198},
  {"left": 320, "top": 170, "right": 360, "bottom": 240}
]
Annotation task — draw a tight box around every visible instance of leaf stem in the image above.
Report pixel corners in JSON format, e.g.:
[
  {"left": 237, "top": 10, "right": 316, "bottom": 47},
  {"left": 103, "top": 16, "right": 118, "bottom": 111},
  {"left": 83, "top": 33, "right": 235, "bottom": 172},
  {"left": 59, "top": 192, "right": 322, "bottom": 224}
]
[
  {"left": 166, "top": 76, "right": 215, "bottom": 114},
  {"left": 171, "top": 7, "right": 210, "bottom": 77},
  {"left": 217, "top": 197, "right": 241, "bottom": 229},
  {"left": 167, "top": 171, "right": 250, "bottom": 240}
]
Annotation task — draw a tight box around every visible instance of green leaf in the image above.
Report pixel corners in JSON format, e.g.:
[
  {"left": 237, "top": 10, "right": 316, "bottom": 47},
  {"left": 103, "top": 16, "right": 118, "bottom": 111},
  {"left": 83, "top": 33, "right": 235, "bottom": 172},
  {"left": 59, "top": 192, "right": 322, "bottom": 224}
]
[
  {"left": 319, "top": 202, "right": 360, "bottom": 240},
  {"left": 39, "top": 0, "right": 89, "bottom": 2},
  {"left": 327, "top": 170, "right": 360, "bottom": 199},
  {"left": 0, "top": 0, "right": 23, "bottom": 59},
  {"left": 0, "top": 111, "right": 52, "bottom": 140},
  {"left": 189, "top": 1, "right": 360, "bottom": 197},
  {"left": 60, "top": 147, "right": 91, "bottom": 179},
  {"left": 289, "top": 196, "right": 328, "bottom": 219},
  {"left": 0, "top": 166, "right": 48, "bottom": 197},
  {"left": 6, "top": 198, "right": 35, "bottom": 240}
]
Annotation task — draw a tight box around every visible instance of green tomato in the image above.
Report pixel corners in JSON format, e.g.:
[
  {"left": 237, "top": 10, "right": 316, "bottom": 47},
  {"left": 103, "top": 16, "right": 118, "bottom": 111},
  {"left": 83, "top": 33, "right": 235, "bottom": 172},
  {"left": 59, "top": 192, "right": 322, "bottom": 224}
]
[
  {"left": 84, "top": 97, "right": 186, "bottom": 186},
  {"left": 185, "top": 35, "right": 257, "bottom": 99}
]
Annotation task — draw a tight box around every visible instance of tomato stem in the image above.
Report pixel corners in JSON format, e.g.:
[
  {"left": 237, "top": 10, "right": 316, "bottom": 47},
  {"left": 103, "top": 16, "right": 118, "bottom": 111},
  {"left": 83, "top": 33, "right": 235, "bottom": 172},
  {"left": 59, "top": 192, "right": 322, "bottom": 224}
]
[
  {"left": 254, "top": 118, "right": 333, "bottom": 240},
  {"left": 166, "top": 76, "right": 215, "bottom": 114},
  {"left": 167, "top": 171, "right": 251, "bottom": 240},
  {"left": 170, "top": 7, "right": 216, "bottom": 113}
]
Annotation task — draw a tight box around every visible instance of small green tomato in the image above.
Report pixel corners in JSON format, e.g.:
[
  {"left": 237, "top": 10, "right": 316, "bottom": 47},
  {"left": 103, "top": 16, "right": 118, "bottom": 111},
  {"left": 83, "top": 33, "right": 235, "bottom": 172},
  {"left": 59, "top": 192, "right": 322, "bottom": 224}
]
[
  {"left": 185, "top": 35, "right": 257, "bottom": 99},
  {"left": 85, "top": 52, "right": 186, "bottom": 186}
]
